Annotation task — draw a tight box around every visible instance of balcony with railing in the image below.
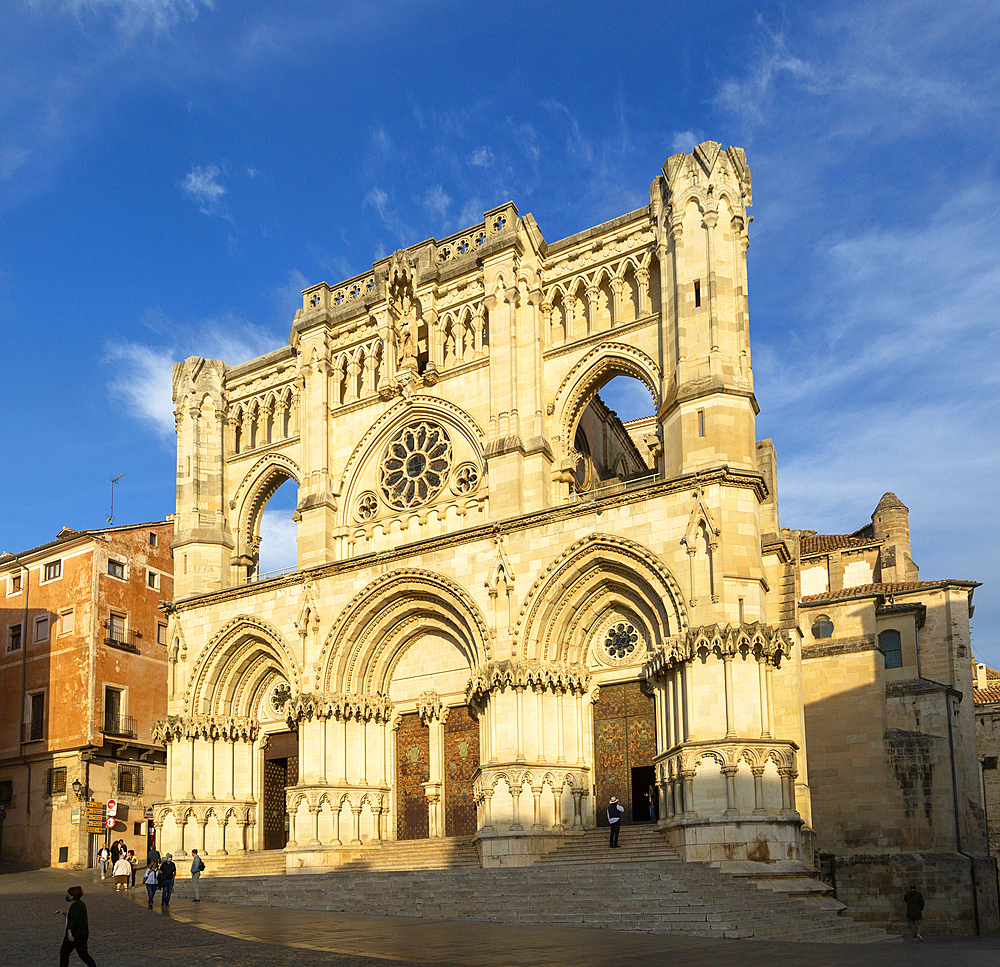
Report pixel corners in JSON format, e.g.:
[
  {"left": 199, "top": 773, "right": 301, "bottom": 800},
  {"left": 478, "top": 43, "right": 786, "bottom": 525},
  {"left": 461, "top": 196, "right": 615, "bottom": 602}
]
[
  {"left": 102, "top": 712, "right": 137, "bottom": 738},
  {"left": 103, "top": 622, "right": 141, "bottom": 653}
]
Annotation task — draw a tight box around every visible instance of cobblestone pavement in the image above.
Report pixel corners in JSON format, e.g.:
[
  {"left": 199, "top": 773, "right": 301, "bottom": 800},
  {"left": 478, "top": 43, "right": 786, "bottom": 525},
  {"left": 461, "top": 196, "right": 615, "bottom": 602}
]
[{"left": 4, "top": 863, "right": 1000, "bottom": 967}]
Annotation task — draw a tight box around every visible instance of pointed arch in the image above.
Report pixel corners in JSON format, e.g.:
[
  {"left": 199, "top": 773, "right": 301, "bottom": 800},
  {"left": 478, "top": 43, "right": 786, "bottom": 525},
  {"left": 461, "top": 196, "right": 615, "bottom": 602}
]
[
  {"left": 184, "top": 614, "right": 300, "bottom": 717},
  {"left": 515, "top": 534, "right": 687, "bottom": 664},
  {"left": 230, "top": 452, "right": 302, "bottom": 566},
  {"left": 316, "top": 568, "right": 490, "bottom": 695}
]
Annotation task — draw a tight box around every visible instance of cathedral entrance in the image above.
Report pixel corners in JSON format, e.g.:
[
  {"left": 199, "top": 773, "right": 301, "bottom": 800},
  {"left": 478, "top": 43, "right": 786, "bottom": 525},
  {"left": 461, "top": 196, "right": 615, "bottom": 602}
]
[
  {"left": 395, "top": 713, "right": 430, "bottom": 841},
  {"left": 593, "top": 681, "right": 656, "bottom": 826},
  {"left": 444, "top": 706, "right": 479, "bottom": 836},
  {"left": 262, "top": 730, "right": 298, "bottom": 850}
]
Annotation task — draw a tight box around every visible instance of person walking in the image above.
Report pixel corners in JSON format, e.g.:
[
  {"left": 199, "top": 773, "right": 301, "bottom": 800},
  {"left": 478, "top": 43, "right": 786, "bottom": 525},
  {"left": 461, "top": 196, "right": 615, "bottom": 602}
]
[
  {"left": 904, "top": 884, "right": 925, "bottom": 941},
  {"left": 142, "top": 863, "right": 159, "bottom": 909},
  {"left": 189, "top": 849, "right": 205, "bottom": 901},
  {"left": 127, "top": 850, "right": 137, "bottom": 890},
  {"left": 146, "top": 844, "right": 160, "bottom": 867},
  {"left": 112, "top": 855, "right": 131, "bottom": 892},
  {"left": 97, "top": 847, "right": 109, "bottom": 880},
  {"left": 55, "top": 886, "right": 97, "bottom": 966},
  {"left": 158, "top": 853, "right": 176, "bottom": 905},
  {"left": 109, "top": 841, "right": 119, "bottom": 866},
  {"left": 608, "top": 796, "right": 625, "bottom": 848}
]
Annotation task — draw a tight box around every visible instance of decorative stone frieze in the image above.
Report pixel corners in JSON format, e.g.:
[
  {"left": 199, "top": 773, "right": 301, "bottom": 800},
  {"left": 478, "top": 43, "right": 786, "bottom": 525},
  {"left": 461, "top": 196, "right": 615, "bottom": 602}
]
[
  {"left": 642, "top": 621, "right": 792, "bottom": 679},
  {"left": 465, "top": 659, "right": 590, "bottom": 704}
]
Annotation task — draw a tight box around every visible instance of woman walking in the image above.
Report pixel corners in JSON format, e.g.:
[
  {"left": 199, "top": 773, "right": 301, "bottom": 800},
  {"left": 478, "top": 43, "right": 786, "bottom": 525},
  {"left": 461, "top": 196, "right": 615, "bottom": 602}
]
[{"left": 143, "top": 862, "right": 159, "bottom": 908}]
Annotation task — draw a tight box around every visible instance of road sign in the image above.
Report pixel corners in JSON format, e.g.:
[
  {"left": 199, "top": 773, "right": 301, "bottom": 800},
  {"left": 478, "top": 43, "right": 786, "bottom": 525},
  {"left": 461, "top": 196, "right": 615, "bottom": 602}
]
[
  {"left": 0, "top": 808, "right": 6, "bottom": 822},
  {"left": 85, "top": 800, "right": 106, "bottom": 833},
  {"left": 106, "top": 817, "right": 115, "bottom": 829},
  {"left": 106, "top": 799, "right": 117, "bottom": 817}
]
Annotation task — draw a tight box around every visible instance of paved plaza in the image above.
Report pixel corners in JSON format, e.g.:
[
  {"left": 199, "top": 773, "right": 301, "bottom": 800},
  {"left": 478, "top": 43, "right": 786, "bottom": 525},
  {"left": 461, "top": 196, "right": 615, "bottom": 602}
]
[{"left": 3, "top": 864, "right": 999, "bottom": 967}]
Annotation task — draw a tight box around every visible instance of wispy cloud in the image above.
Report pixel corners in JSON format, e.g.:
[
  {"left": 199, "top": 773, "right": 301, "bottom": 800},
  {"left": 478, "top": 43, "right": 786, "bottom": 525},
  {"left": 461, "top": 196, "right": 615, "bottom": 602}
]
[
  {"left": 363, "top": 187, "right": 414, "bottom": 243},
  {"left": 258, "top": 504, "right": 298, "bottom": 574},
  {"left": 104, "top": 311, "right": 284, "bottom": 435},
  {"left": 181, "top": 164, "right": 227, "bottom": 216},
  {"left": 421, "top": 185, "right": 451, "bottom": 219},
  {"left": 30, "top": 0, "right": 213, "bottom": 37},
  {"left": 470, "top": 146, "right": 494, "bottom": 167}
]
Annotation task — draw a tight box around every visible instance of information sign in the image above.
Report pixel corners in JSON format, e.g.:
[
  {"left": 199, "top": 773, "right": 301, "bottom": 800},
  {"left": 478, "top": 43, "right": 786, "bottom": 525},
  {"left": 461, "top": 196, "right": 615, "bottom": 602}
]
[{"left": 85, "top": 800, "right": 106, "bottom": 833}]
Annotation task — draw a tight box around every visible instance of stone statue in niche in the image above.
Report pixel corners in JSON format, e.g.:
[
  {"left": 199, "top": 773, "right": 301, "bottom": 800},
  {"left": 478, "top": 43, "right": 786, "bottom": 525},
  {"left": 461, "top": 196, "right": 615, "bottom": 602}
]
[{"left": 394, "top": 292, "right": 419, "bottom": 371}]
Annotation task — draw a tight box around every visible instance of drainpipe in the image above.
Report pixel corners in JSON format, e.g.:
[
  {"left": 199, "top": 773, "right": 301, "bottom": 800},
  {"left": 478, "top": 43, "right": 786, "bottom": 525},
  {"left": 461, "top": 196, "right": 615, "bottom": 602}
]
[{"left": 946, "top": 690, "right": 980, "bottom": 935}]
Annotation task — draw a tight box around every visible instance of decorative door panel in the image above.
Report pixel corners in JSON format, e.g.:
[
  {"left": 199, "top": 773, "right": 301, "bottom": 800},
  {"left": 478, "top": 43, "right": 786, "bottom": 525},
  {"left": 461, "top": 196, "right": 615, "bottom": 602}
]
[
  {"left": 396, "top": 713, "right": 430, "bottom": 841},
  {"left": 262, "top": 759, "right": 287, "bottom": 850},
  {"left": 444, "top": 706, "right": 479, "bottom": 837},
  {"left": 593, "top": 681, "right": 655, "bottom": 825}
]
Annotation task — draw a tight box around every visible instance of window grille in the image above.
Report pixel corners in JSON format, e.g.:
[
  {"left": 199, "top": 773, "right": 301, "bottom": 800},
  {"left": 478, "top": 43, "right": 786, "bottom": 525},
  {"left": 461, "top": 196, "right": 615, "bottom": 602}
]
[
  {"left": 47, "top": 767, "right": 67, "bottom": 796},
  {"left": 117, "top": 764, "right": 143, "bottom": 796}
]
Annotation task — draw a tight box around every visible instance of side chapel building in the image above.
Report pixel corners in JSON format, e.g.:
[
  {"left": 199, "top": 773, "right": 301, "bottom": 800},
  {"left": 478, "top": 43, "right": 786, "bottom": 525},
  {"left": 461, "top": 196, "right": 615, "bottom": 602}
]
[{"left": 154, "top": 143, "right": 996, "bottom": 932}]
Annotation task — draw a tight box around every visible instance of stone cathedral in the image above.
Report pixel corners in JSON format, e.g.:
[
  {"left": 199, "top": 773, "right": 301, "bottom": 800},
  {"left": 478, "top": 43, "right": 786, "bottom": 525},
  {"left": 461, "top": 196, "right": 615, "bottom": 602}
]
[{"left": 154, "top": 143, "right": 995, "bottom": 930}]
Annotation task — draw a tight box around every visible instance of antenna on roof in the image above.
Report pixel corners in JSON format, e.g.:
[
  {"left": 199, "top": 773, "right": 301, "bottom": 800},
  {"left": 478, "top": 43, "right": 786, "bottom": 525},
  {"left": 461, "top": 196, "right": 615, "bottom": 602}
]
[{"left": 108, "top": 473, "right": 125, "bottom": 524}]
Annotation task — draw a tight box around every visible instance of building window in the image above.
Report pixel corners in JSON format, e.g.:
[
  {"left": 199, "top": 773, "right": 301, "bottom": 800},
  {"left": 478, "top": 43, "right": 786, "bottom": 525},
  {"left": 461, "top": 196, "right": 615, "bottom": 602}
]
[
  {"left": 108, "top": 559, "right": 125, "bottom": 579},
  {"left": 147, "top": 570, "right": 158, "bottom": 589},
  {"left": 34, "top": 615, "right": 49, "bottom": 642},
  {"left": 694, "top": 279, "right": 701, "bottom": 308},
  {"left": 105, "top": 613, "right": 130, "bottom": 649},
  {"left": 697, "top": 410, "right": 705, "bottom": 438},
  {"left": 149, "top": 532, "right": 157, "bottom": 547},
  {"left": 811, "top": 615, "right": 834, "bottom": 639},
  {"left": 10, "top": 574, "right": 22, "bottom": 593},
  {"left": 58, "top": 609, "right": 74, "bottom": 636},
  {"left": 134, "top": 822, "right": 143, "bottom": 836},
  {"left": 58, "top": 846, "right": 69, "bottom": 863},
  {"left": 0, "top": 779, "right": 12, "bottom": 805},
  {"left": 117, "top": 764, "right": 143, "bottom": 796},
  {"left": 157, "top": 624, "right": 167, "bottom": 645},
  {"left": 27, "top": 692, "right": 45, "bottom": 741},
  {"left": 43, "top": 561, "right": 61, "bottom": 582},
  {"left": 46, "top": 767, "right": 67, "bottom": 796},
  {"left": 983, "top": 757, "right": 998, "bottom": 771},
  {"left": 879, "top": 629, "right": 903, "bottom": 669},
  {"left": 8, "top": 624, "right": 21, "bottom": 653}
]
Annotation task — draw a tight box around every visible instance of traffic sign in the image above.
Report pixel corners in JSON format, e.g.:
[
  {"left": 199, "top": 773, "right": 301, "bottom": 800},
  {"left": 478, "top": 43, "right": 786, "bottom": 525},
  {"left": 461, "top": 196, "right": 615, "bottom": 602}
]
[
  {"left": 106, "top": 799, "right": 117, "bottom": 817},
  {"left": 0, "top": 808, "right": 6, "bottom": 822},
  {"left": 106, "top": 817, "right": 115, "bottom": 829}
]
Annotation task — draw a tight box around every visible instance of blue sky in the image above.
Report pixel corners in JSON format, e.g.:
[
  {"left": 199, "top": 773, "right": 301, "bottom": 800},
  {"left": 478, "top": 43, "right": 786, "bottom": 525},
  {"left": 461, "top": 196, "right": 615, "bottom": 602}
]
[{"left": 2, "top": 1, "right": 998, "bottom": 665}]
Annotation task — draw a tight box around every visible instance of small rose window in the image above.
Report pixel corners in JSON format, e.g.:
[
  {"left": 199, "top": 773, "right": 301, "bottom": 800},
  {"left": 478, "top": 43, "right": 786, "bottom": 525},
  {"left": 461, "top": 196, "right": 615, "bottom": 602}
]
[
  {"left": 604, "top": 622, "right": 640, "bottom": 660},
  {"left": 268, "top": 681, "right": 292, "bottom": 715}
]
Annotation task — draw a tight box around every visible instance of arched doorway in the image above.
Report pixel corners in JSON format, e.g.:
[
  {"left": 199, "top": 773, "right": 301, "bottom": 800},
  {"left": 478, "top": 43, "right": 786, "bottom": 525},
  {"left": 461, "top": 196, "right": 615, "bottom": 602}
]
[{"left": 593, "top": 680, "right": 656, "bottom": 826}]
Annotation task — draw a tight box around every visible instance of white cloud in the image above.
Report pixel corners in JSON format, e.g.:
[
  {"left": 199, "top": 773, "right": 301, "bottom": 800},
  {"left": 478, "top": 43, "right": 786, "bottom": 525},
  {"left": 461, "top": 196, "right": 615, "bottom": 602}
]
[
  {"left": 257, "top": 506, "right": 298, "bottom": 575},
  {"left": 422, "top": 185, "right": 451, "bottom": 218},
  {"left": 31, "top": 0, "right": 213, "bottom": 37},
  {"left": 104, "top": 312, "right": 285, "bottom": 435},
  {"left": 668, "top": 131, "right": 698, "bottom": 157},
  {"left": 181, "top": 164, "right": 226, "bottom": 215},
  {"left": 470, "top": 146, "right": 494, "bottom": 167},
  {"left": 363, "top": 186, "right": 413, "bottom": 243}
]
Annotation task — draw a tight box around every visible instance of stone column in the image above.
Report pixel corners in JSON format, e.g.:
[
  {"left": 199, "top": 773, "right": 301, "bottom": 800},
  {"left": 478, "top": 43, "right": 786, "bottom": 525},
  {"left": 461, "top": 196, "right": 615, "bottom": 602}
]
[
  {"left": 556, "top": 692, "right": 566, "bottom": 763},
  {"left": 723, "top": 654, "right": 736, "bottom": 739},
  {"left": 308, "top": 804, "right": 321, "bottom": 848},
  {"left": 758, "top": 658, "right": 771, "bottom": 738},
  {"left": 530, "top": 785, "right": 543, "bottom": 831},
  {"left": 350, "top": 805, "right": 362, "bottom": 846},
  {"left": 751, "top": 767, "right": 766, "bottom": 816},
  {"left": 198, "top": 818, "right": 208, "bottom": 854},
  {"left": 510, "top": 777, "right": 523, "bottom": 831},
  {"left": 331, "top": 801, "right": 342, "bottom": 847},
  {"left": 682, "top": 770, "right": 697, "bottom": 818},
  {"left": 218, "top": 817, "right": 229, "bottom": 856},
  {"left": 515, "top": 687, "right": 525, "bottom": 762},
  {"left": 722, "top": 765, "right": 738, "bottom": 816}
]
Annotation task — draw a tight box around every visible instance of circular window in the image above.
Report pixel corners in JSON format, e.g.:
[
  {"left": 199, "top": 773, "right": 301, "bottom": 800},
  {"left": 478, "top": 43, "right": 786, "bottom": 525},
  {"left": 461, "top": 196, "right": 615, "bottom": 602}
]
[
  {"left": 356, "top": 491, "right": 379, "bottom": 522},
  {"left": 452, "top": 462, "right": 481, "bottom": 495},
  {"left": 604, "top": 621, "right": 641, "bottom": 661},
  {"left": 268, "top": 680, "right": 292, "bottom": 716},
  {"left": 380, "top": 422, "right": 452, "bottom": 508}
]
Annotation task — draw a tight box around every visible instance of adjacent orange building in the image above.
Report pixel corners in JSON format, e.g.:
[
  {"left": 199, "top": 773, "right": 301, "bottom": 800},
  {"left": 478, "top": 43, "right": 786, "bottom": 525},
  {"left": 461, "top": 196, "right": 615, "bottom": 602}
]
[{"left": 0, "top": 519, "right": 173, "bottom": 868}]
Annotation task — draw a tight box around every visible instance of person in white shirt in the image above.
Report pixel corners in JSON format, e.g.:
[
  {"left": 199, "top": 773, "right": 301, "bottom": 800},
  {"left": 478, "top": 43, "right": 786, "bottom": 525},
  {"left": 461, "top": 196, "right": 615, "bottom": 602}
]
[
  {"left": 608, "top": 796, "right": 625, "bottom": 848},
  {"left": 97, "top": 847, "right": 109, "bottom": 880},
  {"left": 112, "top": 855, "right": 131, "bottom": 891}
]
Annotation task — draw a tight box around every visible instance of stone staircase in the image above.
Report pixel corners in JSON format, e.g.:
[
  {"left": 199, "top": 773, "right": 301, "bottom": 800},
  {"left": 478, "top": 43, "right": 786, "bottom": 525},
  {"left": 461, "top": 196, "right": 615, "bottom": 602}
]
[
  {"left": 178, "top": 850, "right": 286, "bottom": 879},
  {"left": 192, "top": 826, "right": 899, "bottom": 942}
]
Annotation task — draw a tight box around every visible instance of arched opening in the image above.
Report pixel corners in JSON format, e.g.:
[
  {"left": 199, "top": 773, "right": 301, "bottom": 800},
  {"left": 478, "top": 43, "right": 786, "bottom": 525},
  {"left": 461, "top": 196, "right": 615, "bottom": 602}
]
[
  {"left": 570, "top": 375, "right": 657, "bottom": 494},
  {"left": 254, "top": 477, "right": 298, "bottom": 580}
]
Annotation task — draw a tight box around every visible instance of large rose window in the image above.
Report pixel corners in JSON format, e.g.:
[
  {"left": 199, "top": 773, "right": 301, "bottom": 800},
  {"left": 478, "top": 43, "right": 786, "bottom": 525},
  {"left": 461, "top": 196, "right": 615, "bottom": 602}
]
[{"left": 380, "top": 422, "right": 453, "bottom": 508}]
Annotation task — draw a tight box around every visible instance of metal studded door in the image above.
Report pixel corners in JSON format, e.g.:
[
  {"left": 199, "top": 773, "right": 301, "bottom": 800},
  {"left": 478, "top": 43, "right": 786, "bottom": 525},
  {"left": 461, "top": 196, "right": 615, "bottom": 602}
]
[
  {"left": 444, "top": 706, "right": 480, "bottom": 837},
  {"left": 593, "top": 681, "right": 656, "bottom": 825},
  {"left": 395, "top": 713, "right": 430, "bottom": 840},
  {"left": 262, "top": 758, "right": 287, "bottom": 850}
]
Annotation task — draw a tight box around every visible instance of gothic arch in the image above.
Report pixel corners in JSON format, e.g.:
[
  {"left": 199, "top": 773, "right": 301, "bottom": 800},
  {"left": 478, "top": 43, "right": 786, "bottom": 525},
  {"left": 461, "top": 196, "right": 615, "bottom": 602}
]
[
  {"left": 335, "top": 396, "right": 485, "bottom": 528},
  {"left": 551, "top": 341, "right": 661, "bottom": 449},
  {"left": 183, "top": 614, "right": 300, "bottom": 718},
  {"left": 317, "top": 568, "right": 490, "bottom": 694},
  {"left": 230, "top": 452, "right": 302, "bottom": 554},
  {"left": 515, "top": 534, "right": 688, "bottom": 664}
]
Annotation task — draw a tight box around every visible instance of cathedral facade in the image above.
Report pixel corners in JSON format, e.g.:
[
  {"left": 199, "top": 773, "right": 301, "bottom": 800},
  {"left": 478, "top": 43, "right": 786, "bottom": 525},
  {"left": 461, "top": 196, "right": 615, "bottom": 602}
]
[{"left": 153, "top": 143, "right": 994, "bottom": 929}]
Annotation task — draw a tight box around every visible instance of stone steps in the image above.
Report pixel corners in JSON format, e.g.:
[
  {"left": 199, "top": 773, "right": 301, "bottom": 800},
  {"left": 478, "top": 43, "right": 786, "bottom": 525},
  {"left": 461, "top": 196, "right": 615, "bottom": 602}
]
[{"left": 192, "top": 827, "right": 899, "bottom": 942}]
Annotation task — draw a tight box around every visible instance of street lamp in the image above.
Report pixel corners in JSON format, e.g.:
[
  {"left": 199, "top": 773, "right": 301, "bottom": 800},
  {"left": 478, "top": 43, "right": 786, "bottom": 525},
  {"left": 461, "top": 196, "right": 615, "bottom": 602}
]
[{"left": 71, "top": 778, "right": 87, "bottom": 801}]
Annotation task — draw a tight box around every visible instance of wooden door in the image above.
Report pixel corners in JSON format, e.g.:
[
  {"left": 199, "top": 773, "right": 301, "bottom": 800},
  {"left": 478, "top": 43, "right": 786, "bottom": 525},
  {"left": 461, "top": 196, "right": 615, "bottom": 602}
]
[
  {"left": 593, "top": 681, "right": 656, "bottom": 825},
  {"left": 262, "top": 758, "right": 287, "bottom": 850},
  {"left": 395, "top": 713, "right": 429, "bottom": 840},
  {"left": 444, "top": 706, "right": 480, "bottom": 837}
]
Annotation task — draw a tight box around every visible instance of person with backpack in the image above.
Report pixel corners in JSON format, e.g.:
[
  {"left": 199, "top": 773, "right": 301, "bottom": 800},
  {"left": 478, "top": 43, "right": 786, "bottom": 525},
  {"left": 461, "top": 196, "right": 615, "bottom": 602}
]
[
  {"left": 157, "top": 854, "right": 176, "bottom": 905},
  {"left": 189, "top": 849, "right": 205, "bottom": 901},
  {"left": 142, "top": 862, "right": 159, "bottom": 909},
  {"left": 607, "top": 796, "right": 625, "bottom": 848}
]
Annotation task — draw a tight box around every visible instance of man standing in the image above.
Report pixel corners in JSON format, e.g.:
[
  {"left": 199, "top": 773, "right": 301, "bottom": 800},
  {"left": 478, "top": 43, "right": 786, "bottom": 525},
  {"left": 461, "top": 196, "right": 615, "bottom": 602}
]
[
  {"left": 158, "top": 853, "right": 176, "bottom": 906},
  {"left": 904, "top": 884, "right": 925, "bottom": 941},
  {"left": 189, "top": 849, "right": 205, "bottom": 901},
  {"left": 146, "top": 843, "right": 160, "bottom": 867},
  {"left": 97, "top": 847, "right": 109, "bottom": 880},
  {"left": 607, "top": 796, "right": 624, "bottom": 848}
]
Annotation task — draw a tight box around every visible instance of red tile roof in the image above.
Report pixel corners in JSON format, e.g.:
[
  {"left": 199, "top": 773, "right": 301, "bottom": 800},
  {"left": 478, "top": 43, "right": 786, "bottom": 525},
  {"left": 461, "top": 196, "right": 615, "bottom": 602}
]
[
  {"left": 800, "top": 534, "right": 880, "bottom": 555},
  {"left": 801, "top": 580, "right": 978, "bottom": 604},
  {"left": 976, "top": 683, "right": 1000, "bottom": 705}
]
